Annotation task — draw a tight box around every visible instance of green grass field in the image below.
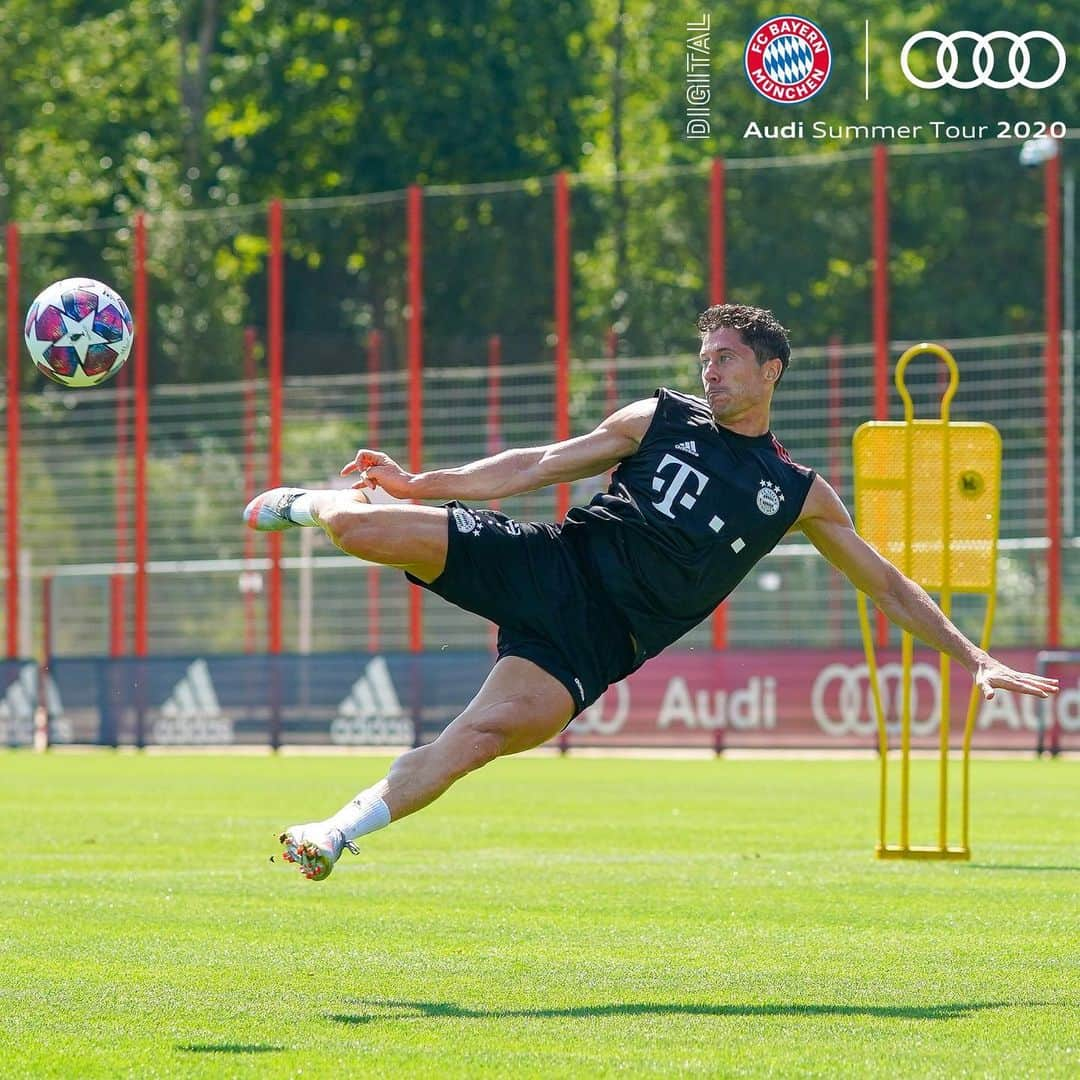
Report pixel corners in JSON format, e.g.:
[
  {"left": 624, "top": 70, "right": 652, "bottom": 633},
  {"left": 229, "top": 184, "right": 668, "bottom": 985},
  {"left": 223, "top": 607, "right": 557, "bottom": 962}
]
[{"left": 2, "top": 753, "right": 1077, "bottom": 1078}]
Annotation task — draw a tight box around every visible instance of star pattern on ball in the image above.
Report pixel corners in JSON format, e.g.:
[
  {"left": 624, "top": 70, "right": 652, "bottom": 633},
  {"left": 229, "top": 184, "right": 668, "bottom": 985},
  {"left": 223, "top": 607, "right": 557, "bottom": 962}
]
[{"left": 51, "top": 307, "right": 112, "bottom": 363}]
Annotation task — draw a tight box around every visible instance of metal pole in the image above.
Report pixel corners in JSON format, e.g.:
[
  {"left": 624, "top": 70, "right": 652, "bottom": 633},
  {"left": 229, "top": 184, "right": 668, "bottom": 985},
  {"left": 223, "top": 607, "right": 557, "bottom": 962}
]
[
  {"left": 243, "top": 326, "right": 257, "bottom": 653},
  {"left": 872, "top": 144, "right": 890, "bottom": 649},
  {"left": 298, "top": 525, "right": 312, "bottom": 654},
  {"left": 710, "top": 158, "right": 728, "bottom": 650},
  {"left": 554, "top": 172, "right": 571, "bottom": 522},
  {"left": 710, "top": 158, "right": 725, "bottom": 305},
  {"left": 112, "top": 361, "right": 130, "bottom": 656},
  {"left": 827, "top": 335, "right": 843, "bottom": 645},
  {"left": 1063, "top": 166, "right": 1075, "bottom": 538},
  {"left": 37, "top": 574, "right": 52, "bottom": 752},
  {"left": 367, "top": 329, "right": 382, "bottom": 652},
  {"left": 18, "top": 549, "right": 31, "bottom": 658},
  {"left": 487, "top": 332, "right": 503, "bottom": 654},
  {"left": 1045, "top": 153, "right": 1062, "bottom": 647},
  {"left": 605, "top": 327, "right": 618, "bottom": 417},
  {"left": 487, "top": 333, "right": 502, "bottom": 502},
  {"left": 133, "top": 213, "right": 149, "bottom": 657},
  {"left": 5, "top": 223, "right": 20, "bottom": 658},
  {"left": 407, "top": 184, "right": 424, "bottom": 653},
  {"left": 268, "top": 199, "right": 284, "bottom": 654}
]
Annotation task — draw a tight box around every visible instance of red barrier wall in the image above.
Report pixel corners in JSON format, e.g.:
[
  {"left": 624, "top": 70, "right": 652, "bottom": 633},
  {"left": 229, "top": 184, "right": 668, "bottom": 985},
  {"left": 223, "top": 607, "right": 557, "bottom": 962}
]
[{"left": 565, "top": 648, "right": 1070, "bottom": 751}]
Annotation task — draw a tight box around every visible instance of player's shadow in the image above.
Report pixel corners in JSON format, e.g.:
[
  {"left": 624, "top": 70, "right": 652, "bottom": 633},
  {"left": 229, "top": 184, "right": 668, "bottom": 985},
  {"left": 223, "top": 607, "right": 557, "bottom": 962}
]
[
  {"left": 178, "top": 1043, "right": 285, "bottom": 1054},
  {"left": 330, "top": 999, "right": 1018, "bottom": 1025}
]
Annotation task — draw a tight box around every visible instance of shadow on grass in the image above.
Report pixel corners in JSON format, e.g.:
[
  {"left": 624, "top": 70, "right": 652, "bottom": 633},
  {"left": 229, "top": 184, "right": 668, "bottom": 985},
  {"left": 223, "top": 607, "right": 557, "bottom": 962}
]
[
  {"left": 178, "top": 1044, "right": 284, "bottom": 1054},
  {"left": 329, "top": 999, "right": 1021, "bottom": 1025},
  {"left": 966, "top": 864, "right": 1079, "bottom": 873}
]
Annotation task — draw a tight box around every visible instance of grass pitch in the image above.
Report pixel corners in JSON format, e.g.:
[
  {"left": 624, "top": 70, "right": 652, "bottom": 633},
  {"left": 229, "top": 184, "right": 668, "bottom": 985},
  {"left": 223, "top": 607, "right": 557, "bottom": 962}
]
[{"left": 2, "top": 753, "right": 1077, "bottom": 1078}]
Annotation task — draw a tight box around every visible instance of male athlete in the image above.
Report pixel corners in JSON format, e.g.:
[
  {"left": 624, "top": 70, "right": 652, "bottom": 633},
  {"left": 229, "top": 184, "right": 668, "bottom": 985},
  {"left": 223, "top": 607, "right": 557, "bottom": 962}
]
[{"left": 244, "top": 303, "right": 1058, "bottom": 880}]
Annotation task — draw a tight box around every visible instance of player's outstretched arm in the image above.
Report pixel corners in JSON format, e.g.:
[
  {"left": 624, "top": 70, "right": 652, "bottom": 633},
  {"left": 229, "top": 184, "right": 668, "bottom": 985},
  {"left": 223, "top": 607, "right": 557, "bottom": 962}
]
[
  {"left": 341, "top": 398, "right": 657, "bottom": 502},
  {"left": 797, "top": 476, "right": 1059, "bottom": 701}
]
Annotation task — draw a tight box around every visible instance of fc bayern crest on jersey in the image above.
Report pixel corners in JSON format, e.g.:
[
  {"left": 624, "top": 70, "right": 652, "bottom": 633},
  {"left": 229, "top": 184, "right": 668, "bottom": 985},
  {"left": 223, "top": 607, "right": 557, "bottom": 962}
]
[
  {"left": 744, "top": 15, "right": 832, "bottom": 104},
  {"left": 757, "top": 480, "right": 784, "bottom": 516},
  {"left": 452, "top": 507, "right": 482, "bottom": 536}
]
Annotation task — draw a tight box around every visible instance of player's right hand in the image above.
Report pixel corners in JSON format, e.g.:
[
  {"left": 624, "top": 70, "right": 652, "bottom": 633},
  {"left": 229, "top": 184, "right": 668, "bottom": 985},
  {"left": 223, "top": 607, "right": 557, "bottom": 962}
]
[{"left": 340, "top": 449, "right": 417, "bottom": 499}]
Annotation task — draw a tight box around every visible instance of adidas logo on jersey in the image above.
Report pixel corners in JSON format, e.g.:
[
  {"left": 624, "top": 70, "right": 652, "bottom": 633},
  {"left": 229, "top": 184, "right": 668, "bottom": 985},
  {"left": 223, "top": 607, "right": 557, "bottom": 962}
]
[
  {"left": 330, "top": 656, "right": 413, "bottom": 746},
  {"left": 674, "top": 440, "right": 698, "bottom": 457},
  {"left": 154, "top": 659, "right": 234, "bottom": 744}
]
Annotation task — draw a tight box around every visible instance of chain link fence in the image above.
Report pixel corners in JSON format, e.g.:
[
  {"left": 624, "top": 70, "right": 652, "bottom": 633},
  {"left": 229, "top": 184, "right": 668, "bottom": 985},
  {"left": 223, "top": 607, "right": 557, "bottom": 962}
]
[
  {"left": 5, "top": 328, "right": 1074, "bottom": 657},
  {"left": 1, "top": 142, "right": 1075, "bottom": 657}
]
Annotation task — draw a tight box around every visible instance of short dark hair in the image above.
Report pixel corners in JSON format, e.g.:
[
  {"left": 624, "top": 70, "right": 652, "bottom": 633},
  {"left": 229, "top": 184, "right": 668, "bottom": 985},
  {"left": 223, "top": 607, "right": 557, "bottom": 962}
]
[{"left": 696, "top": 303, "right": 791, "bottom": 383}]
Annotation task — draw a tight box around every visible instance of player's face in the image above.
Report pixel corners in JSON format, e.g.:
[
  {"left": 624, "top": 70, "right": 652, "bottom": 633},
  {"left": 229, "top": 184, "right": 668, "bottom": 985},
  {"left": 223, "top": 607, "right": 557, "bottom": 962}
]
[{"left": 699, "top": 328, "right": 779, "bottom": 420}]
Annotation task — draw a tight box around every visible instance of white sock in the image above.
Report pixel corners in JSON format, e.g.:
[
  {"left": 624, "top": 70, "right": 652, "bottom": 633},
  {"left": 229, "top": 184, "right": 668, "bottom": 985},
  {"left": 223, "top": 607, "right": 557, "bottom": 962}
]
[
  {"left": 292, "top": 487, "right": 373, "bottom": 527},
  {"left": 288, "top": 492, "right": 318, "bottom": 526},
  {"left": 325, "top": 779, "right": 392, "bottom": 842}
]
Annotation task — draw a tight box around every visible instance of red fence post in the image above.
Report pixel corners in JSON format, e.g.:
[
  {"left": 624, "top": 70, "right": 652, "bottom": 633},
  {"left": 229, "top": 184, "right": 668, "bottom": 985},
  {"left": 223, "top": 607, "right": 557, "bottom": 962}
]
[
  {"left": 37, "top": 574, "right": 52, "bottom": 751},
  {"left": 407, "top": 185, "right": 424, "bottom": 652},
  {"left": 268, "top": 199, "right": 284, "bottom": 654},
  {"left": 5, "top": 223, "right": 19, "bottom": 658},
  {"left": 242, "top": 326, "right": 258, "bottom": 654},
  {"left": 487, "top": 333, "right": 503, "bottom": 652},
  {"left": 605, "top": 327, "right": 618, "bottom": 416},
  {"left": 41, "top": 574, "right": 52, "bottom": 668},
  {"left": 828, "top": 335, "right": 844, "bottom": 645},
  {"left": 133, "top": 213, "right": 149, "bottom": 657},
  {"left": 111, "top": 361, "right": 130, "bottom": 656},
  {"left": 872, "top": 144, "right": 890, "bottom": 649},
  {"left": 1045, "top": 152, "right": 1062, "bottom": 647},
  {"left": 710, "top": 159, "right": 728, "bottom": 649},
  {"left": 487, "top": 333, "right": 502, "bottom": 458},
  {"left": 554, "top": 171, "right": 571, "bottom": 521},
  {"left": 710, "top": 158, "right": 725, "bottom": 305},
  {"left": 487, "top": 332, "right": 503, "bottom": 476},
  {"left": 367, "top": 328, "right": 382, "bottom": 652}
]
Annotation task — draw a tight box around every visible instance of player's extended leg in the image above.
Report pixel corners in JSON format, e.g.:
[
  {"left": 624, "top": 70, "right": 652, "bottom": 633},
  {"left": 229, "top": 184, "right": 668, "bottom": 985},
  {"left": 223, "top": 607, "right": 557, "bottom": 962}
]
[
  {"left": 244, "top": 486, "right": 448, "bottom": 582},
  {"left": 278, "top": 656, "right": 574, "bottom": 880}
]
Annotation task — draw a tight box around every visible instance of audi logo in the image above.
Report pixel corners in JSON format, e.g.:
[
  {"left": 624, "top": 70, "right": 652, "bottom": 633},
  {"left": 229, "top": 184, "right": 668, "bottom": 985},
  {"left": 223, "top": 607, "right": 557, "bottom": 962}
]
[
  {"left": 901, "top": 30, "right": 1067, "bottom": 90},
  {"left": 811, "top": 662, "right": 943, "bottom": 737}
]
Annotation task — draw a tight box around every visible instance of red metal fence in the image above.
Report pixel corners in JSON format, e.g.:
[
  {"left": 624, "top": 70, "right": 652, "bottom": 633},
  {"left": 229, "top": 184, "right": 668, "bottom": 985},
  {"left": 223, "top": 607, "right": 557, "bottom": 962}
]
[{"left": 1, "top": 143, "right": 1074, "bottom": 659}]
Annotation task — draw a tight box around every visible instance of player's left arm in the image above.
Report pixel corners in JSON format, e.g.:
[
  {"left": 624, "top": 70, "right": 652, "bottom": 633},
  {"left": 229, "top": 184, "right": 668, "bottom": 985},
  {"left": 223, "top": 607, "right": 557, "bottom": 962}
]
[{"left": 795, "top": 475, "right": 1058, "bottom": 701}]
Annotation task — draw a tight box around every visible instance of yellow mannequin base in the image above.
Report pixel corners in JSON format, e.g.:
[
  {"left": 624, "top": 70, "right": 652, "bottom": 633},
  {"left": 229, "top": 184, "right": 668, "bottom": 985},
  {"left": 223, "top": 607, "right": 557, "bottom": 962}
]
[{"left": 876, "top": 845, "right": 971, "bottom": 861}]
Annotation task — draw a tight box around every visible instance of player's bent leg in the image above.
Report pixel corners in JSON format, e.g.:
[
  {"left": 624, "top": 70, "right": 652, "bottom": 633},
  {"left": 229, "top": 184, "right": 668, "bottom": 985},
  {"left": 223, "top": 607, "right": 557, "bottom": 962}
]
[
  {"left": 276, "top": 657, "right": 574, "bottom": 881},
  {"left": 314, "top": 494, "right": 449, "bottom": 583},
  {"left": 244, "top": 486, "right": 449, "bottom": 582}
]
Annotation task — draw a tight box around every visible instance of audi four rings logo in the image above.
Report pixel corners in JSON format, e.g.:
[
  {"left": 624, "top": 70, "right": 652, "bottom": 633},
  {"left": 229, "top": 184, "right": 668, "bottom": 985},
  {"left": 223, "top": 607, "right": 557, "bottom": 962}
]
[
  {"left": 811, "top": 662, "right": 943, "bottom": 737},
  {"left": 901, "top": 30, "right": 1067, "bottom": 90}
]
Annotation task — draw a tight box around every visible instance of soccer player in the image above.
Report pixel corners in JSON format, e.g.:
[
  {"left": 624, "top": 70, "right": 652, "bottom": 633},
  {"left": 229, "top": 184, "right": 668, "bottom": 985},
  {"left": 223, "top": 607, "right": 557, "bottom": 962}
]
[{"left": 244, "top": 303, "right": 1059, "bottom": 880}]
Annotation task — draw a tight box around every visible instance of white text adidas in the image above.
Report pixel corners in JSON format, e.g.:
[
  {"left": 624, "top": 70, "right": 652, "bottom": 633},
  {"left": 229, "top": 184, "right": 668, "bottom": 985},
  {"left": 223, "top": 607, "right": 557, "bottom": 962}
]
[
  {"left": 154, "top": 659, "right": 234, "bottom": 744},
  {"left": 331, "top": 656, "right": 413, "bottom": 745}
]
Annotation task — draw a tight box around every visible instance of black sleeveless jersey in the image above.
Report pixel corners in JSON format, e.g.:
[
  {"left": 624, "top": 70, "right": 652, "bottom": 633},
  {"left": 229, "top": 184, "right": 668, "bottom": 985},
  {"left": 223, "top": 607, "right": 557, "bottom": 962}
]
[{"left": 562, "top": 388, "right": 816, "bottom": 660}]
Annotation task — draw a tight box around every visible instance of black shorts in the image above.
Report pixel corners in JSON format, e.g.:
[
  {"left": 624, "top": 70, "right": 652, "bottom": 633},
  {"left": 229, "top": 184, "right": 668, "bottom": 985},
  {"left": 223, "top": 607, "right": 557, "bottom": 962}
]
[{"left": 405, "top": 502, "right": 639, "bottom": 717}]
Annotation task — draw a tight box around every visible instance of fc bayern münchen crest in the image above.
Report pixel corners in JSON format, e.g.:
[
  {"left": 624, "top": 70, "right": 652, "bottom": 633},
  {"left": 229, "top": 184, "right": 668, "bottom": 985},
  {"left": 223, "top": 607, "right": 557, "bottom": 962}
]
[
  {"left": 744, "top": 15, "right": 832, "bottom": 104},
  {"left": 757, "top": 480, "right": 784, "bottom": 516},
  {"left": 452, "top": 507, "right": 482, "bottom": 536}
]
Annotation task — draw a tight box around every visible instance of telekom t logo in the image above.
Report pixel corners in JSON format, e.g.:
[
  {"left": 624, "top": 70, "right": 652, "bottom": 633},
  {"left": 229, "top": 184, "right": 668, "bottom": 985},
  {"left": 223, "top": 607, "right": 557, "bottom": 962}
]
[
  {"left": 650, "top": 452, "right": 747, "bottom": 552},
  {"left": 651, "top": 454, "right": 709, "bottom": 518}
]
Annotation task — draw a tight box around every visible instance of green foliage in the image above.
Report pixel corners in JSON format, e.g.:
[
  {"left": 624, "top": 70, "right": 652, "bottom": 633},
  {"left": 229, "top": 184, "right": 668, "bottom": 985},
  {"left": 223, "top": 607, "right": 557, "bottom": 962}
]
[{"left": 0, "top": 0, "right": 1076, "bottom": 378}]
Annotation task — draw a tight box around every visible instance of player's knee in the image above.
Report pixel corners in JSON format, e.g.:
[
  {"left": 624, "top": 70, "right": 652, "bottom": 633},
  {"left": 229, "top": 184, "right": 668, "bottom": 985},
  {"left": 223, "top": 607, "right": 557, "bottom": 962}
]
[
  {"left": 449, "top": 713, "right": 512, "bottom": 773},
  {"left": 319, "top": 495, "right": 376, "bottom": 553}
]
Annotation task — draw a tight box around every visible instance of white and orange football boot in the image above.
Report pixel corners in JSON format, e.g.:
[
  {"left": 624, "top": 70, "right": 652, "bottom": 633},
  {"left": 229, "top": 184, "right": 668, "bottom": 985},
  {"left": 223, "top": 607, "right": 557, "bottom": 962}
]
[{"left": 277, "top": 824, "right": 359, "bottom": 882}]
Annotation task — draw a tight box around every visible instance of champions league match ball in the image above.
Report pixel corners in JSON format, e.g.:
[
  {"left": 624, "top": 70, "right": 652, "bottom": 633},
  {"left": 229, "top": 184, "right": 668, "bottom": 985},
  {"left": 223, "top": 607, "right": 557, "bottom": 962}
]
[{"left": 23, "top": 277, "right": 134, "bottom": 387}]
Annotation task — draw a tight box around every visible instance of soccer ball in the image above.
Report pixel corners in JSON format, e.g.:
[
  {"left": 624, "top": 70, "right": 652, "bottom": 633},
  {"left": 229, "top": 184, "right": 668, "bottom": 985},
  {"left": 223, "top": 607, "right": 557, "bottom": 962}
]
[{"left": 23, "top": 277, "right": 134, "bottom": 387}]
